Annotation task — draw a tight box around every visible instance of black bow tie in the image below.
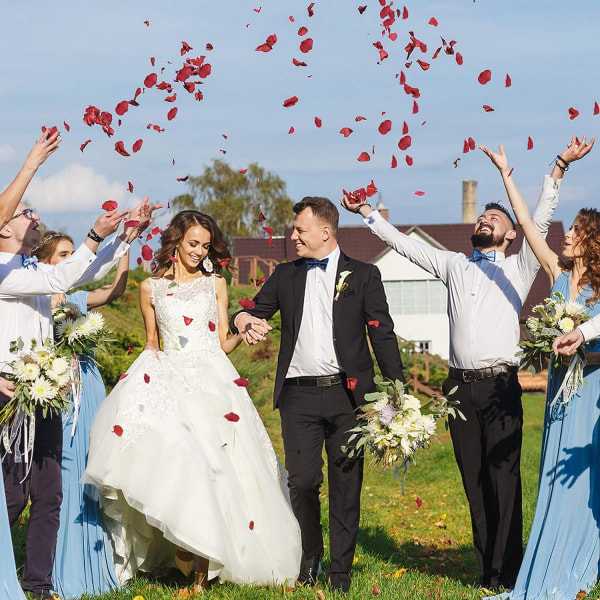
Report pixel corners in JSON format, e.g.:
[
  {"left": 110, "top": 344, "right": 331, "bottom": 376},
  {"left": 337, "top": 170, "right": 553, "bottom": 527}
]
[{"left": 305, "top": 258, "right": 329, "bottom": 271}]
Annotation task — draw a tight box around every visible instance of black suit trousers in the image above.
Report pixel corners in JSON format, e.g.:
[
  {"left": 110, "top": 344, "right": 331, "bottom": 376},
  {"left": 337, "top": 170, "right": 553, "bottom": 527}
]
[
  {"left": 279, "top": 382, "right": 363, "bottom": 578},
  {"left": 443, "top": 371, "right": 523, "bottom": 588}
]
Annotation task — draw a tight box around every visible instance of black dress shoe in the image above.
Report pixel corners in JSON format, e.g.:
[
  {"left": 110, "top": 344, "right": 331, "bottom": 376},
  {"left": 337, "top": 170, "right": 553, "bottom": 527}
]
[{"left": 297, "top": 553, "right": 322, "bottom": 586}]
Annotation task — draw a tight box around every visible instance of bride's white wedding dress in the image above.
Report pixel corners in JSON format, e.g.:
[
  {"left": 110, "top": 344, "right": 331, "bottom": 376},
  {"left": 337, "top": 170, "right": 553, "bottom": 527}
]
[{"left": 82, "top": 276, "right": 302, "bottom": 586}]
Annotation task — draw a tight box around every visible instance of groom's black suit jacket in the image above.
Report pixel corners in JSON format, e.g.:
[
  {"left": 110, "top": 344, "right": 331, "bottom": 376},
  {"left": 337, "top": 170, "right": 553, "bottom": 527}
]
[{"left": 231, "top": 250, "right": 405, "bottom": 408}]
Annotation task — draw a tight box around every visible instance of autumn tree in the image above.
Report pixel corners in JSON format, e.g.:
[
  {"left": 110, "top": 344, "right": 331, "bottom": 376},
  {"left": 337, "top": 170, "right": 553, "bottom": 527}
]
[{"left": 171, "top": 160, "right": 293, "bottom": 242}]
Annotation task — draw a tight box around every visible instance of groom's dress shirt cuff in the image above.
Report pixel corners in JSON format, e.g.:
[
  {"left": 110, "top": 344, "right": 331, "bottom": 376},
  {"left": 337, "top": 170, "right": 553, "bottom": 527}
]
[
  {"left": 286, "top": 246, "right": 341, "bottom": 378},
  {"left": 72, "top": 233, "right": 129, "bottom": 287},
  {"left": 579, "top": 318, "right": 600, "bottom": 342}
]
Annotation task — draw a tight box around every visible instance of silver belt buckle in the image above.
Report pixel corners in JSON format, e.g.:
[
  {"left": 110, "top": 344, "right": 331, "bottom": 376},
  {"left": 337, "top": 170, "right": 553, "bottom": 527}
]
[
  {"left": 316, "top": 376, "right": 331, "bottom": 387},
  {"left": 462, "top": 371, "right": 476, "bottom": 383}
]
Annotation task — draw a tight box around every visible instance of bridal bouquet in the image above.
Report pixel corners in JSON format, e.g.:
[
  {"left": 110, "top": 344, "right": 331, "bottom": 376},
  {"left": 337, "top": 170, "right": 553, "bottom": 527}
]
[
  {"left": 518, "top": 291, "right": 590, "bottom": 404},
  {"left": 342, "top": 376, "right": 464, "bottom": 468}
]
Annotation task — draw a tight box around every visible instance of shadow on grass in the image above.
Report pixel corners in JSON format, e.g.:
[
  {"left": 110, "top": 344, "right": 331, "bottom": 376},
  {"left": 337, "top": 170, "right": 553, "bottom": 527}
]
[{"left": 356, "top": 524, "right": 479, "bottom": 585}]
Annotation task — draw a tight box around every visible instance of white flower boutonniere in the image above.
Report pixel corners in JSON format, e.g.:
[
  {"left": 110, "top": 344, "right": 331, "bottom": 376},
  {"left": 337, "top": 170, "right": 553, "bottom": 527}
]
[{"left": 334, "top": 270, "right": 352, "bottom": 301}]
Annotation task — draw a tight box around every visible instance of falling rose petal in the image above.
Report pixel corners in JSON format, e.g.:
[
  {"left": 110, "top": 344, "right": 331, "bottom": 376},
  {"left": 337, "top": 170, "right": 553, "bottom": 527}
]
[
  {"left": 416, "top": 496, "right": 423, "bottom": 507},
  {"left": 177, "top": 176, "right": 189, "bottom": 182},
  {"left": 346, "top": 377, "right": 357, "bottom": 391},
  {"left": 398, "top": 135, "right": 412, "bottom": 150},
  {"left": 168, "top": 254, "right": 178, "bottom": 263},
  {"left": 299, "top": 38, "right": 313, "bottom": 53},
  {"left": 144, "top": 73, "right": 158, "bottom": 88},
  {"left": 127, "top": 182, "right": 134, "bottom": 193},
  {"left": 527, "top": 136, "right": 534, "bottom": 150},
  {"left": 144, "top": 373, "right": 150, "bottom": 384},
  {"left": 483, "top": 105, "right": 495, "bottom": 112},
  {"left": 366, "top": 180, "right": 377, "bottom": 197},
  {"left": 307, "top": 2, "right": 315, "bottom": 17},
  {"left": 124, "top": 220, "right": 140, "bottom": 228},
  {"left": 80, "top": 139, "right": 92, "bottom": 152},
  {"left": 240, "top": 168, "right": 248, "bottom": 174},
  {"left": 180, "top": 41, "right": 193, "bottom": 56},
  {"left": 463, "top": 139, "right": 470, "bottom": 154},
  {"left": 508, "top": 167, "right": 514, "bottom": 177},
  {"left": 568, "top": 107, "right": 579, "bottom": 120},
  {"left": 414, "top": 190, "right": 425, "bottom": 196},
  {"left": 258, "top": 212, "right": 266, "bottom": 222},
  {"left": 358, "top": 5, "right": 367, "bottom": 13},
  {"left": 315, "top": 116, "right": 322, "bottom": 127},
  {"left": 292, "top": 58, "right": 308, "bottom": 67},
  {"left": 357, "top": 152, "right": 371, "bottom": 162},
  {"left": 412, "top": 101, "right": 419, "bottom": 114},
  {"left": 115, "top": 101, "right": 129, "bottom": 116},
  {"left": 340, "top": 127, "right": 353, "bottom": 137},
  {"left": 143, "top": 20, "right": 149, "bottom": 26},
  {"left": 288, "top": 126, "right": 295, "bottom": 134},
  {"left": 114, "top": 141, "right": 130, "bottom": 157},
  {"left": 234, "top": 377, "right": 249, "bottom": 387},
  {"left": 391, "top": 155, "right": 398, "bottom": 168},
  {"left": 63, "top": 121, "right": 70, "bottom": 132},
  {"left": 208, "top": 321, "right": 216, "bottom": 332},
  {"left": 165, "top": 93, "right": 177, "bottom": 102},
  {"left": 378, "top": 120, "right": 392, "bottom": 135},
  {"left": 355, "top": 115, "right": 366, "bottom": 122},
  {"left": 298, "top": 26, "right": 308, "bottom": 36},
  {"left": 478, "top": 69, "right": 492, "bottom": 85},
  {"left": 183, "top": 316, "right": 193, "bottom": 326},
  {"left": 167, "top": 107, "right": 178, "bottom": 121},
  {"left": 132, "top": 139, "right": 143, "bottom": 153},
  {"left": 255, "top": 33, "right": 278, "bottom": 52},
  {"left": 417, "top": 60, "right": 430, "bottom": 71},
  {"left": 283, "top": 96, "right": 299, "bottom": 108},
  {"left": 262, "top": 226, "right": 274, "bottom": 248},
  {"left": 113, "top": 425, "right": 124, "bottom": 436},
  {"left": 505, "top": 73, "right": 512, "bottom": 87},
  {"left": 402, "top": 6, "right": 408, "bottom": 19},
  {"left": 468, "top": 137, "right": 476, "bottom": 151},
  {"left": 428, "top": 17, "right": 438, "bottom": 26},
  {"left": 456, "top": 52, "right": 463, "bottom": 65},
  {"left": 405, "top": 155, "right": 414, "bottom": 166},
  {"left": 239, "top": 298, "right": 255, "bottom": 309},
  {"left": 220, "top": 258, "right": 231, "bottom": 267},
  {"left": 453, "top": 157, "right": 461, "bottom": 168},
  {"left": 150, "top": 57, "right": 156, "bottom": 66},
  {"left": 402, "top": 121, "right": 409, "bottom": 135},
  {"left": 249, "top": 520, "right": 255, "bottom": 530},
  {"left": 289, "top": 15, "right": 295, "bottom": 21},
  {"left": 102, "top": 200, "right": 118, "bottom": 211},
  {"left": 594, "top": 101, "right": 600, "bottom": 115},
  {"left": 136, "top": 257, "right": 142, "bottom": 266},
  {"left": 127, "top": 344, "right": 133, "bottom": 356},
  {"left": 368, "top": 320, "right": 380, "bottom": 327},
  {"left": 141, "top": 245, "right": 153, "bottom": 261}
]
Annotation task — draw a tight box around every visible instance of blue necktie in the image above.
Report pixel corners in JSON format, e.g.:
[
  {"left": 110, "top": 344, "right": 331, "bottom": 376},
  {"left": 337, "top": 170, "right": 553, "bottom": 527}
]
[
  {"left": 472, "top": 249, "right": 496, "bottom": 262},
  {"left": 21, "top": 254, "right": 38, "bottom": 270},
  {"left": 305, "top": 258, "right": 329, "bottom": 271}
]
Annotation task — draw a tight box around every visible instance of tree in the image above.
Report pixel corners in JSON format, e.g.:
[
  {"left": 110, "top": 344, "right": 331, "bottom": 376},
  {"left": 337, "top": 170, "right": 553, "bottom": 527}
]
[{"left": 171, "top": 159, "right": 293, "bottom": 242}]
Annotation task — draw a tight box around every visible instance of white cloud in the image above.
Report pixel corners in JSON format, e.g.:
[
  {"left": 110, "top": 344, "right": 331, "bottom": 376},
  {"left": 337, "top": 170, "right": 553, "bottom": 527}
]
[
  {"left": 0, "top": 145, "right": 16, "bottom": 163},
  {"left": 24, "top": 163, "right": 139, "bottom": 213}
]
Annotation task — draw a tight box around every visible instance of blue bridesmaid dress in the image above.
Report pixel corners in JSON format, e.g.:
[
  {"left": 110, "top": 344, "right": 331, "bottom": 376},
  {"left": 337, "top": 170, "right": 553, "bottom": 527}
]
[
  {"left": 0, "top": 474, "right": 26, "bottom": 599},
  {"left": 494, "top": 272, "right": 600, "bottom": 599},
  {"left": 51, "top": 291, "right": 120, "bottom": 598}
]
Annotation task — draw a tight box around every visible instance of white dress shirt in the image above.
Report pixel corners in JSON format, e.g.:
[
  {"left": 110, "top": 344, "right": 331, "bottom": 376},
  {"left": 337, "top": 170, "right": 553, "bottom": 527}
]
[
  {"left": 0, "top": 233, "right": 129, "bottom": 369},
  {"left": 286, "top": 246, "right": 342, "bottom": 377},
  {"left": 579, "top": 316, "right": 600, "bottom": 342},
  {"left": 363, "top": 175, "right": 560, "bottom": 369}
]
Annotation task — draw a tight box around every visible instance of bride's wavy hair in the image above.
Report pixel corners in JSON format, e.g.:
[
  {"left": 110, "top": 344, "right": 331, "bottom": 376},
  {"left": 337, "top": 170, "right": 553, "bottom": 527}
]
[
  {"left": 152, "top": 210, "right": 233, "bottom": 278},
  {"left": 560, "top": 208, "right": 600, "bottom": 304}
]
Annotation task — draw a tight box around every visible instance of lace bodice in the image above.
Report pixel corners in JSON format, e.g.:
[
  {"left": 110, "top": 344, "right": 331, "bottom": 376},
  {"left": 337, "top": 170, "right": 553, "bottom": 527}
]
[{"left": 151, "top": 276, "right": 221, "bottom": 355}]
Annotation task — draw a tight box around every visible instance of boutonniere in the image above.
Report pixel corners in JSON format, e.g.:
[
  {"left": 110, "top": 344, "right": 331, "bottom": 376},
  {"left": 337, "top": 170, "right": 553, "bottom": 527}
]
[{"left": 334, "top": 270, "right": 352, "bottom": 301}]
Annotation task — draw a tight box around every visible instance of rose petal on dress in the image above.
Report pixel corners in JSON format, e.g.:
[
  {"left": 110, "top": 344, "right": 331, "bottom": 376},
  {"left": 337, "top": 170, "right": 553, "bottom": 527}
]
[
  {"left": 398, "top": 135, "right": 412, "bottom": 150},
  {"left": 141, "top": 245, "right": 153, "bottom": 261},
  {"left": 527, "top": 136, "right": 534, "bottom": 150},
  {"left": 208, "top": 321, "right": 216, "bottom": 332},
  {"left": 357, "top": 152, "right": 371, "bottom": 162},
  {"left": 80, "top": 139, "right": 92, "bottom": 152},
  {"left": 102, "top": 200, "right": 118, "bottom": 211},
  {"left": 477, "top": 69, "right": 492, "bottom": 85},
  {"left": 234, "top": 377, "right": 249, "bottom": 387},
  {"left": 378, "top": 120, "right": 392, "bottom": 135},
  {"left": 144, "top": 73, "right": 158, "bottom": 88},
  {"left": 505, "top": 73, "right": 512, "bottom": 87},
  {"left": 239, "top": 298, "right": 255, "bottom": 309},
  {"left": 340, "top": 127, "right": 353, "bottom": 137},
  {"left": 346, "top": 377, "right": 357, "bottom": 391},
  {"left": 113, "top": 425, "right": 124, "bottom": 436},
  {"left": 299, "top": 38, "right": 313, "bottom": 53},
  {"left": 132, "top": 139, "right": 143, "bottom": 153},
  {"left": 183, "top": 316, "right": 193, "bottom": 326},
  {"left": 483, "top": 105, "right": 494, "bottom": 112},
  {"left": 167, "top": 107, "right": 178, "bottom": 121},
  {"left": 144, "top": 374, "right": 150, "bottom": 384},
  {"left": 114, "top": 141, "right": 131, "bottom": 157},
  {"left": 568, "top": 107, "right": 580, "bottom": 120},
  {"left": 283, "top": 96, "right": 299, "bottom": 107}
]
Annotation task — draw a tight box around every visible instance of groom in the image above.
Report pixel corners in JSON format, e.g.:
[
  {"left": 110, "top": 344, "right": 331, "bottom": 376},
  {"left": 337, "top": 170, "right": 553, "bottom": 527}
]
[{"left": 232, "top": 196, "right": 404, "bottom": 593}]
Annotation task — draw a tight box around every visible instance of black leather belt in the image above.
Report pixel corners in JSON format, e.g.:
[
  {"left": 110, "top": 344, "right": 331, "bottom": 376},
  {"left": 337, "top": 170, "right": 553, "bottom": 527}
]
[
  {"left": 448, "top": 365, "right": 517, "bottom": 383},
  {"left": 284, "top": 374, "right": 343, "bottom": 387}
]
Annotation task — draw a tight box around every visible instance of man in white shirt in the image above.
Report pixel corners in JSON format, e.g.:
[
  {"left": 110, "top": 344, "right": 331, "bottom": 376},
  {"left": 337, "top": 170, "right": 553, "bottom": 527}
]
[
  {"left": 0, "top": 197, "right": 159, "bottom": 600},
  {"left": 340, "top": 141, "right": 591, "bottom": 591}
]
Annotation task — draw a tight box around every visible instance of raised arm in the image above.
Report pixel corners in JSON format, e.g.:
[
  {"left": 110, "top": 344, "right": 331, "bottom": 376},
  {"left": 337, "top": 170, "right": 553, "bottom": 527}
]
[
  {"left": 0, "top": 131, "right": 61, "bottom": 229},
  {"left": 86, "top": 250, "right": 130, "bottom": 309}
]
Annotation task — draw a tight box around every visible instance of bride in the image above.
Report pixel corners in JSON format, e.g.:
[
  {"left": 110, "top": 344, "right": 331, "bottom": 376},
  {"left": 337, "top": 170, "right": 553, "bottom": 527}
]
[{"left": 82, "top": 210, "right": 302, "bottom": 590}]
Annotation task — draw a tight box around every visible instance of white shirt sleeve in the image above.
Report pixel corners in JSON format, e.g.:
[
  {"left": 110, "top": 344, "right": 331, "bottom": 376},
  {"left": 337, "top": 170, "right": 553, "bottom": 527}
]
[
  {"left": 363, "top": 210, "right": 451, "bottom": 282},
  {"left": 0, "top": 244, "right": 96, "bottom": 298},
  {"left": 578, "top": 317, "right": 600, "bottom": 342},
  {"left": 71, "top": 234, "right": 130, "bottom": 287}
]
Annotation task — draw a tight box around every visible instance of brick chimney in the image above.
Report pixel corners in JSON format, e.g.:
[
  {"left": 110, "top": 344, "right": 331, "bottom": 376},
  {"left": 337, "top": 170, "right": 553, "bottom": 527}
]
[
  {"left": 462, "top": 180, "right": 477, "bottom": 223},
  {"left": 376, "top": 198, "right": 389, "bottom": 221}
]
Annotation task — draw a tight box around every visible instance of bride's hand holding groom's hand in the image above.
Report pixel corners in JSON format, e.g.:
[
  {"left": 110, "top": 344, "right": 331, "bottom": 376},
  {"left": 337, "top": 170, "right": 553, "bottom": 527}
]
[{"left": 235, "top": 313, "right": 271, "bottom": 346}]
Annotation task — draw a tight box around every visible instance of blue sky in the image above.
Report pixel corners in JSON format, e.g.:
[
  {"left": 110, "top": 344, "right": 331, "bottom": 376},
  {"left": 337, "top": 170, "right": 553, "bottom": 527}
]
[{"left": 1, "top": 0, "right": 599, "bottom": 246}]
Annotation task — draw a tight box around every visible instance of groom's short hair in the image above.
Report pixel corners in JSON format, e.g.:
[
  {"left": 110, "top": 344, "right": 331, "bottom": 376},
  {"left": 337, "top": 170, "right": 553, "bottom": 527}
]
[{"left": 293, "top": 197, "right": 339, "bottom": 234}]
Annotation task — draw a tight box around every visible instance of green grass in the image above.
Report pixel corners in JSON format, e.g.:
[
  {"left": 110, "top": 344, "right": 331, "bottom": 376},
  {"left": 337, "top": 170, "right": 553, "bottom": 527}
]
[{"left": 9, "top": 273, "right": 600, "bottom": 599}]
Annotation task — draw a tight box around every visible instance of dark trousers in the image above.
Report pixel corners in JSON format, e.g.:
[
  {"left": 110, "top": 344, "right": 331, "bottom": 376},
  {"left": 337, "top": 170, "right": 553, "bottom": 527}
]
[
  {"left": 1, "top": 393, "right": 63, "bottom": 594},
  {"left": 279, "top": 382, "right": 363, "bottom": 586},
  {"left": 443, "top": 371, "right": 523, "bottom": 588}
]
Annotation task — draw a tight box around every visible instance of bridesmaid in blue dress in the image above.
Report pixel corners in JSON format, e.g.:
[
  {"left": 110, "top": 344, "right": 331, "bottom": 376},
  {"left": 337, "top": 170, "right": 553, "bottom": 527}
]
[
  {"left": 0, "top": 474, "right": 26, "bottom": 599},
  {"left": 482, "top": 138, "right": 600, "bottom": 599},
  {"left": 34, "top": 232, "right": 130, "bottom": 598}
]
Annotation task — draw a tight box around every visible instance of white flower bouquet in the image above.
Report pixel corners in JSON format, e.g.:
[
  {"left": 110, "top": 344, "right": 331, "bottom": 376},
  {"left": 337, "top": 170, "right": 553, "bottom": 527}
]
[
  {"left": 342, "top": 376, "right": 464, "bottom": 468},
  {"left": 518, "top": 291, "right": 590, "bottom": 404}
]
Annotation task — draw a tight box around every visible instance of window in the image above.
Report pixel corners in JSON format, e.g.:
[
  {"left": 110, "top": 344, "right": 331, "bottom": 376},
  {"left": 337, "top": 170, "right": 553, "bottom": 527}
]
[
  {"left": 416, "top": 340, "right": 431, "bottom": 352},
  {"left": 383, "top": 280, "right": 447, "bottom": 315}
]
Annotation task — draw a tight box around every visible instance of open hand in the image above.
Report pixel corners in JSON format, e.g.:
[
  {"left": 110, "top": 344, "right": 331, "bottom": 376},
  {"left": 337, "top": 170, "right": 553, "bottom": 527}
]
[
  {"left": 479, "top": 144, "right": 510, "bottom": 176},
  {"left": 558, "top": 135, "right": 595, "bottom": 165}
]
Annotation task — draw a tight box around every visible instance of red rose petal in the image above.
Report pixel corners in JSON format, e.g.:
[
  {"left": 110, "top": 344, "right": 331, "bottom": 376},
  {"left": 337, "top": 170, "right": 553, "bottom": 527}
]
[
  {"left": 144, "top": 373, "right": 150, "bottom": 384},
  {"left": 414, "top": 190, "right": 425, "bottom": 196},
  {"left": 239, "top": 169, "right": 248, "bottom": 175},
  {"left": 416, "top": 496, "right": 423, "bottom": 507},
  {"left": 594, "top": 101, "right": 600, "bottom": 116},
  {"left": 114, "top": 141, "right": 130, "bottom": 157},
  {"left": 298, "top": 26, "right": 308, "bottom": 36},
  {"left": 355, "top": 115, "right": 366, "bottom": 122},
  {"left": 119, "top": 373, "right": 128, "bottom": 381},
  {"left": 405, "top": 155, "right": 413, "bottom": 166},
  {"left": 183, "top": 316, "right": 193, "bottom": 326},
  {"left": 402, "top": 6, "right": 408, "bottom": 19},
  {"left": 366, "top": 180, "right": 377, "bottom": 197},
  {"left": 391, "top": 155, "right": 398, "bottom": 168},
  {"left": 143, "top": 20, "right": 149, "bottom": 26},
  {"left": 115, "top": 101, "right": 129, "bottom": 116},
  {"left": 398, "top": 135, "right": 412, "bottom": 150},
  {"left": 80, "top": 139, "right": 92, "bottom": 152},
  {"left": 292, "top": 58, "right": 308, "bottom": 67},
  {"left": 167, "top": 107, "right": 178, "bottom": 121},
  {"left": 483, "top": 105, "right": 494, "bottom": 112},
  {"left": 358, "top": 5, "right": 367, "bottom": 13},
  {"left": 417, "top": 60, "right": 430, "bottom": 71},
  {"left": 478, "top": 69, "right": 492, "bottom": 85},
  {"left": 468, "top": 137, "right": 476, "bottom": 151},
  {"left": 412, "top": 100, "right": 419, "bottom": 114},
  {"left": 127, "top": 182, "right": 134, "bottom": 193},
  {"left": 428, "top": 17, "right": 438, "bottom": 26},
  {"left": 102, "top": 200, "right": 118, "bottom": 211},
  {"left": 307, "top": 2, "right": 315, "bottom": 17},
  {"left": 177, "top": 176, "right": 189, "bottom": 182},
  {"left": 288, "top": 126, "right": 295, "bottom": 134},
  {"left": 508, "top": 167, "right": 514, "bottom": 177},
  {"left": 456, "top": 52, "right": 463, "bottom": 65},
  {"left": 314, "top": 116, "right": 322, "bottom": 128},
  {"left": 568, "top": 107, "right": 579, "bottom": 120},
  {"left": 132, "top": 139, "right": 143, "bottom": 153},
  {"left": 249, "top": 520, "right": 255, "bottom": 530},
  {"left": 299, "top": 38, "right": 313, "bottom": 53},
  {"left": 283, "top": 96, "right": 299, "bottom": 108},
  {"left": 144, "top": 73, "right": 157, "bottom": 88},
  {"left": 239, "top": 298, "right": 255, "bottom": 309},
  {"left": 463, "top": 139, "right": 470, "bottom": 154},
  {"left": 527, "top": 136, "right": 534, "bottom": 150},
  {"left": 453, "top": 158, "right": 461, "bottom": 168},
  {"left": 141, "top": 245, "right": 153, "bottom": 261},
  {"left": 234, "top": 377, "right": 249, "bottom": 387},
  {"left": 208, "top": 321, "right": 216, "bottom": 332},
  {"left": 220, "top": 258, "right": 231, "bottom": 267},
  {"left": 225, "top": 411, "right": 240, "bottom": 422},
  {"left": 340, "top": 127, "right": 353, "bottom": 137},
  {"left": 62, "top": 121, "right": 70, "bottom": 132},
  {"left": 505, "top": 73, "right": 512, "bottom": 88},
  {"left": 258, "top": 212, "right": 266, "bottom": 222},
  {"left": 113, "top": 425, "right": 123, "bottom": 436},
  {"left": 357, "top": 152, "right": 371, "bottom": 162},
  {"left": 378, "top": 120, "right": 392, "bottom": 135},
  {"left": 124, "top": 220, "right": 140, "bottom": 228},
  {"left": 373, "top": 586, "right": 380, "bottom": 596},
  {"left": 346, "top": 377, "right": 357, "bottom": 391},
  {"left": 368, "top": 320, "right": 380, "bottom": 327}
]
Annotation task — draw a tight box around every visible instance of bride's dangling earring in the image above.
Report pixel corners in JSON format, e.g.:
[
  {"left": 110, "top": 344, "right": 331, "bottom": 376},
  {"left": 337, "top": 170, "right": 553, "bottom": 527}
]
[
  {"left": 172, "top": 248, "right": 178, "bottom": 273},
  {"left": 202, "top": 254, "right": 214, "bottom": 273}
]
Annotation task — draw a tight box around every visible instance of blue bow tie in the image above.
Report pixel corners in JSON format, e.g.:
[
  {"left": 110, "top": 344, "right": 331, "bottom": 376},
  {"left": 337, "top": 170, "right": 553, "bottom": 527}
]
[
  {"left": 472, "top": 249, "right": 496, "bottom": 262},
  {"left": 21, "top": 254, "right": 38, "bottom": 269},
  {"left": 305, "top": 257, "right": 329, "bottom": 271}
]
